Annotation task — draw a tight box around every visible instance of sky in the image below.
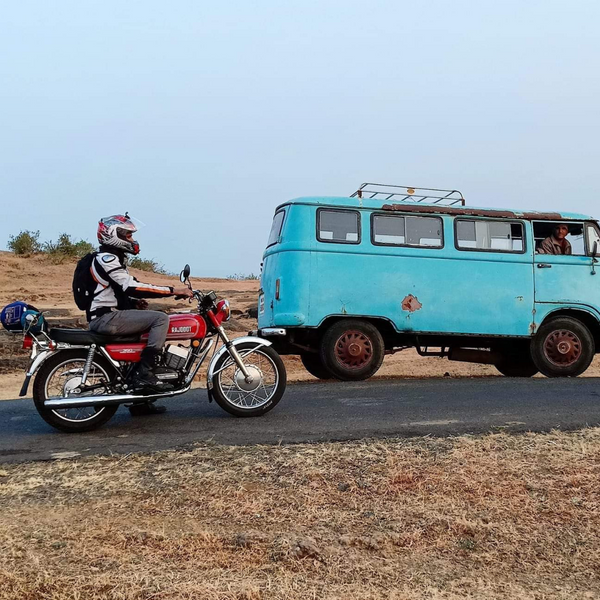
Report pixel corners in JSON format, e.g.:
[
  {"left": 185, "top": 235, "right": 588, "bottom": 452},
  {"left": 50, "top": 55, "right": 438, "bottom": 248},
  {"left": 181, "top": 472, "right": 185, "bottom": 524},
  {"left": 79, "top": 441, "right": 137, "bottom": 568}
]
[{"left": 1, "top": 0, "right": 599, "bottom": 277}]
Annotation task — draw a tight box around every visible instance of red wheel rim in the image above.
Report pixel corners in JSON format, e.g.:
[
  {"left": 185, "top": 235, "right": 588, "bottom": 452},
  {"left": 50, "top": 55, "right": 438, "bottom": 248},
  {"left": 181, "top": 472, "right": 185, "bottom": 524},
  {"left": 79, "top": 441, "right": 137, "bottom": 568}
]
[
  {"left": 334, "top": 330, "right": 373, "bottom": 370},
  {"left": 543, "top": 330, "right": 582, "bottom": 367}
]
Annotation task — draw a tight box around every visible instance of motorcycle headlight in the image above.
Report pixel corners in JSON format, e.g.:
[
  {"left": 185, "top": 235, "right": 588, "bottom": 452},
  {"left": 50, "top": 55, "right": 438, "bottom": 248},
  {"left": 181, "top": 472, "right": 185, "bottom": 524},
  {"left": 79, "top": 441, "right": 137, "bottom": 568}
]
[{"left": 218, "top": 299, "right": 231, "bottom": 322}]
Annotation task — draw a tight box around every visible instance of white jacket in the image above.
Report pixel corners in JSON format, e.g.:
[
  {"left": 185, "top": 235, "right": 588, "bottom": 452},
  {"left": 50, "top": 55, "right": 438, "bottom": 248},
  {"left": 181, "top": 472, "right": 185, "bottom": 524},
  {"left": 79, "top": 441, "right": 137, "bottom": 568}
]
[{"left": 89, "top": 251, "right": 173, "bottom": 318}]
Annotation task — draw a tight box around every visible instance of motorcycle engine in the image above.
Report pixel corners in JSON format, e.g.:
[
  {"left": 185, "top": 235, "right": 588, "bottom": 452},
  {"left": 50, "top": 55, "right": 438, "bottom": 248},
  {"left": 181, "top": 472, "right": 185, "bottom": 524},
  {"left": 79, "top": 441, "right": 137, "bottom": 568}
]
[{"left": 163, "top": 344, "right": 190, "bottom": 371}]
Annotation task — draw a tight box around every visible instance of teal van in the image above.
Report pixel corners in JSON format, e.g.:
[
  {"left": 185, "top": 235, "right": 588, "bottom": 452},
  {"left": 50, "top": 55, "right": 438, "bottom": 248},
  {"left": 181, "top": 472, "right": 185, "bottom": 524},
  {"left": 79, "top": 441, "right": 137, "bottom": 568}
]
[{"left": 256, "top": 183, "right": 600, "bottom": 381}]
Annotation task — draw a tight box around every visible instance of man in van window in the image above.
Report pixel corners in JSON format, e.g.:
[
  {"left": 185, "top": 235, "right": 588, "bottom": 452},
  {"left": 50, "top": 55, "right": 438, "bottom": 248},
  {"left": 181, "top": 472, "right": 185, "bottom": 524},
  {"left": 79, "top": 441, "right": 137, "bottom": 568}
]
[{"left": 538, "top": 224, "right": 572, "bottom": 255}]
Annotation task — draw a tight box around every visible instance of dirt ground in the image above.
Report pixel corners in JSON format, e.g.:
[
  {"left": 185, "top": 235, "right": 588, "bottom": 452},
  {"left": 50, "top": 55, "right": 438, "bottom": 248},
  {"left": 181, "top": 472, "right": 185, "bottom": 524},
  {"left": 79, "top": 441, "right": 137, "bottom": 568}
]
[
  {"left": 1, "top": 250, "right": 600, "bottom": 400},
  {"left": 2, "top": 254, "right": 600, "bottom": 599},
  {"left": 1, "top": 428, "right": 599, "bottom": 599}
]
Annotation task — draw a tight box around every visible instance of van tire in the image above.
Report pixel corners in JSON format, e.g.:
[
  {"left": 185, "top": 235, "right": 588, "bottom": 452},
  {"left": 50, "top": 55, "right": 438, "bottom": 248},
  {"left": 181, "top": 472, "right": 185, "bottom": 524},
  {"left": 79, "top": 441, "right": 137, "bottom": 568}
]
[
  {"left": 320, "top": 320, "right": 385, "bottom": 381},
  {"left": 300, "top": 353, "right": 334, "bottom": 380},
  {"left": 494, "top": 354, "right": 538, "bottom": 377},
  {"left": 531, "top": 317, "right": 595, "bottom": 377}
]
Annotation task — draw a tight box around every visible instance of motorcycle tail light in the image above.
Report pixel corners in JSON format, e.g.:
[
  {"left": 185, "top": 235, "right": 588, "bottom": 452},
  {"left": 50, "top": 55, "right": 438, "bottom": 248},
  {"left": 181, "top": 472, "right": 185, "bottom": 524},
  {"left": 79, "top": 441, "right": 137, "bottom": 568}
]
[{"left": 22, "top": 335, "right": 33, "bottom": 350}]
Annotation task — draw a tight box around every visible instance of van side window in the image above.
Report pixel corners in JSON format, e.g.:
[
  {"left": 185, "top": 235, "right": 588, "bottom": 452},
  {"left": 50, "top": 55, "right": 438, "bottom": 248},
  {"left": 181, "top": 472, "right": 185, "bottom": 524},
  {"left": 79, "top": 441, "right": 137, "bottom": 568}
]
[
  {"left": 587, "top": 223, "right": 600, "bottom": 256},
  {"left": 456, "top": 219, "right": 524, "bottom": 253},
  {"left": 533, "top": 221, "right": 585, "bottom": 255},
  {"left": 267, "top": 210, "right": 286, "bottom": 247},
  {"left": 372, "top": 214, "right": 443, "bottom": 248},
  {"left": 317, "top": 209, "right": 360, "bottom": 244}
]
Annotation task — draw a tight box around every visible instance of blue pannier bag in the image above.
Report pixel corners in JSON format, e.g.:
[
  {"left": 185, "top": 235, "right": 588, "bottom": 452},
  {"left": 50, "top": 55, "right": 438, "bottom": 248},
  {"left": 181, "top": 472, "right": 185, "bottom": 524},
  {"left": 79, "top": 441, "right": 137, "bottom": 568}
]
[{"left": 1, "top": 301, "right": 45, "bottom": 333}]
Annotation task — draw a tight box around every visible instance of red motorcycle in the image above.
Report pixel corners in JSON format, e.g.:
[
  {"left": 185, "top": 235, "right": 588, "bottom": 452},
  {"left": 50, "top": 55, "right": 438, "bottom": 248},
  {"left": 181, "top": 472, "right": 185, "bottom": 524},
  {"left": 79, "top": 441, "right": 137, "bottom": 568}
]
[{"left": 19, "top": 265, "right": 287, "bottom": 433}]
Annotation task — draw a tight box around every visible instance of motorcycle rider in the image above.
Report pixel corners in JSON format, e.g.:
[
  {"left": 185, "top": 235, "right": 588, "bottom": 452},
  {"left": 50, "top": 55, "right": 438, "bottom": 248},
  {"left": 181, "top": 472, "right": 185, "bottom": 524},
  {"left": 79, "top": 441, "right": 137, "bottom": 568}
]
[{"left": 88, "top": 214, "right": 192, "bottom": 415}]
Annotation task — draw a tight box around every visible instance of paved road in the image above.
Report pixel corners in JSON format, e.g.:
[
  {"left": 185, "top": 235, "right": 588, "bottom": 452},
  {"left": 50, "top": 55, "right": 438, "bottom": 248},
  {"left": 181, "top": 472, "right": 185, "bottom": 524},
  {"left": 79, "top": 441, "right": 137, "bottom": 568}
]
[{"left": 1, "top": 378, "right": 599, "bottom": 463}]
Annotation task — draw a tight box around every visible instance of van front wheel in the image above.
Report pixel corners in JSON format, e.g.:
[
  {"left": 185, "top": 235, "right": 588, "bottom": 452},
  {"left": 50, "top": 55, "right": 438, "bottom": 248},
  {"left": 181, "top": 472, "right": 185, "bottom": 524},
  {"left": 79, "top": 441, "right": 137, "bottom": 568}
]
[
  {"left": 320, "top": 320, "right": 385, "bottom": 381},
  {"left": 531, "top": 317, "right": 595, "bottom": 377}
]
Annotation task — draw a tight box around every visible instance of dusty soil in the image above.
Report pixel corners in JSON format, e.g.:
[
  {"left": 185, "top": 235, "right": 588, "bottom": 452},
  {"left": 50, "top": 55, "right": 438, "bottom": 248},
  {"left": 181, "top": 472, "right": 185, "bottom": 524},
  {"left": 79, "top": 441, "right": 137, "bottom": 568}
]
[
  {"left": 1, "top": 250, "right": 600, "bottom": 400},
  {"left": 1, "top": 428, "right": 599, "bottom": 599}
]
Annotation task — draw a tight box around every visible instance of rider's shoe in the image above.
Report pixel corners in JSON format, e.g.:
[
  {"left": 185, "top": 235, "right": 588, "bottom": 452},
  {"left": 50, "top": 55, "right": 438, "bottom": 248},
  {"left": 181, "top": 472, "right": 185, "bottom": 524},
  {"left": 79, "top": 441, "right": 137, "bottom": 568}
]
[
  {"left": 130, "top": 348, "right": 174, "bottom": 395},
  {"left": 128, "top": 402, "right": 167, "bottom": 416}
]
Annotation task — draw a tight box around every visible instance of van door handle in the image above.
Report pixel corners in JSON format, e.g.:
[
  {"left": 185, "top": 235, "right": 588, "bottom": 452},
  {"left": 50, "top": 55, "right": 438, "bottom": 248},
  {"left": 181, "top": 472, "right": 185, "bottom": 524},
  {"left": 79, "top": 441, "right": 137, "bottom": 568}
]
[{"left": 537, "top": 263, "right": 552, "bottom": 269}]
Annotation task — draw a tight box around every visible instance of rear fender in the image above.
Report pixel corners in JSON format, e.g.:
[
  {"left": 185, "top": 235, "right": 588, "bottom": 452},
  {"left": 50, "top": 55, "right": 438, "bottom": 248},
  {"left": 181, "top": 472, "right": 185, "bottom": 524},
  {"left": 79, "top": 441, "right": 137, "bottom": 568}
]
[
  {"left": 19, "top": 348, "right": 56, "bottom": 397},
  {"left": 207, "top": 336, "right": 272, "bottom": 386},
  {"left": 27, "top": 348, "right": 55, "bottom": 378}
]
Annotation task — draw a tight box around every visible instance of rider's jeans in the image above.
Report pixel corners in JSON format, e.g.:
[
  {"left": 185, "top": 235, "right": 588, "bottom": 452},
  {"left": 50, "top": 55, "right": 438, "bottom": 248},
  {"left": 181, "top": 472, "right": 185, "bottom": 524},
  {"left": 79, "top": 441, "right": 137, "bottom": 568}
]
[{"left": 89, "top": 310, "right": 169, "bottom": 351}]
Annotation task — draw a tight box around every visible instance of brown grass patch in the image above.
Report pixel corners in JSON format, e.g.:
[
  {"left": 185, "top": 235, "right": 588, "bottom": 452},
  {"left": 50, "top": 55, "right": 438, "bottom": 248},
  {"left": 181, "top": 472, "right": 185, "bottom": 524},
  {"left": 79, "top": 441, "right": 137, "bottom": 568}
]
[{"left": 1, "top": 430, "right": 600, "bottom": 599}]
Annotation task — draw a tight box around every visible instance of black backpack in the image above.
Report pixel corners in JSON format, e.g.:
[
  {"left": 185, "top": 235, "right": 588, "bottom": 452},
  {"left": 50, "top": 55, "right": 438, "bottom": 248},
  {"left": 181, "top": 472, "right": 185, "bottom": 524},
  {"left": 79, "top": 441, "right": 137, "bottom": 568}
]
[{"left": 72, "top": 252, "right": 99, "bottom": 311}]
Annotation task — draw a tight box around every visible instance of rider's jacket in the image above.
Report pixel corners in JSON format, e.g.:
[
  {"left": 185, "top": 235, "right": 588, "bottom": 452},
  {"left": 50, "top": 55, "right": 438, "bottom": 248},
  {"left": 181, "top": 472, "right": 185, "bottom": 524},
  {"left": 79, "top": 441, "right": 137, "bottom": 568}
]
[{"left": 88, "top": 247, "right": 174, "bottom": 321}]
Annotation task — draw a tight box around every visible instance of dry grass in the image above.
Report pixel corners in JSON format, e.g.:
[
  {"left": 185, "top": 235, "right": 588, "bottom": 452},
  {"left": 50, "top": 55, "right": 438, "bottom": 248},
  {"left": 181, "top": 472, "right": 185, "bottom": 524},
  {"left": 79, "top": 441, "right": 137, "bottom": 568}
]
[{"left": 1, "top": 429, "right": 600, "bottom": 599}]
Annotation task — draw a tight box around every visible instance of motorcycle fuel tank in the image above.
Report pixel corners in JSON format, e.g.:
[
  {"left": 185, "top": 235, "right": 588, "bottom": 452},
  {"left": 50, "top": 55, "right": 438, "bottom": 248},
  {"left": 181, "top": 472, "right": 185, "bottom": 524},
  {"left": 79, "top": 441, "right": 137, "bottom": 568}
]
[
  {"left": 138, "top": 313, "right": 207, "bottom": 341},
  {"left": 165, "top": 313, "right": 207, "bottom": 340},
  {"left": 106, "top": 314, "right": 207, "bottom": 362}
]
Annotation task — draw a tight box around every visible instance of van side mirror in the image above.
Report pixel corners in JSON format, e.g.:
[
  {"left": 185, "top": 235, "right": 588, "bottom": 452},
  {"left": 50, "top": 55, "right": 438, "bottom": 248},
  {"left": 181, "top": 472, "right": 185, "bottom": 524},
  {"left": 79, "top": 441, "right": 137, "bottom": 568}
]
[{"left": 180, "top": 264, "right": 191, "bottom": 283}]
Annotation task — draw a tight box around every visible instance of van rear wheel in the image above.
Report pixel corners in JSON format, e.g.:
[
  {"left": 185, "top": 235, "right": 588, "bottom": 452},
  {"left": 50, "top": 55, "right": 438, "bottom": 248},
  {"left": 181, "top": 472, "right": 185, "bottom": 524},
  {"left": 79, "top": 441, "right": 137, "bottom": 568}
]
[
  {"left": 300, "top": 353, "right": 333, "bottom": 380},
  {"left": 494, "top": 354, "right": 538, "bottom": 377},
  {"left": 320, "top": 319, "right": 385, "bottom": 381},
  {"left": 531, "top": 317, "right": 595, "bottom": 377}
]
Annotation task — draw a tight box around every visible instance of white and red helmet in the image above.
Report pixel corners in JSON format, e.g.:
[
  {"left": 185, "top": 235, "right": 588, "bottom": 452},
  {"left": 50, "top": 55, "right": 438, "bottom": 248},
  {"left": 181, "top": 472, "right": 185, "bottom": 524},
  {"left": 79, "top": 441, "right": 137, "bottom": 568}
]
[{"left": 97, "top": 214, "right": 140, "bottom": 255}]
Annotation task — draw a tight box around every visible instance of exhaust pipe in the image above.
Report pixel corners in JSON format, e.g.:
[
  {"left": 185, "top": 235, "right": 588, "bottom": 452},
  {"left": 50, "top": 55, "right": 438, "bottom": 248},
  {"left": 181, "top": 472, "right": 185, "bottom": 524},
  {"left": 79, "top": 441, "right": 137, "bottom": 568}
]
[{"left": 44, "top": 385, "right": 191, "bottom": 410}]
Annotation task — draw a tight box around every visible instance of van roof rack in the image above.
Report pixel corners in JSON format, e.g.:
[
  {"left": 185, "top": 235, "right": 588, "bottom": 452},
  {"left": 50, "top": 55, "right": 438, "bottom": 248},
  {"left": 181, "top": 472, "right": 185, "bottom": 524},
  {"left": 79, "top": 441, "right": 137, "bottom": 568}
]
[{"left": 351, "top": 183, "right": 465, "bottom": 206}]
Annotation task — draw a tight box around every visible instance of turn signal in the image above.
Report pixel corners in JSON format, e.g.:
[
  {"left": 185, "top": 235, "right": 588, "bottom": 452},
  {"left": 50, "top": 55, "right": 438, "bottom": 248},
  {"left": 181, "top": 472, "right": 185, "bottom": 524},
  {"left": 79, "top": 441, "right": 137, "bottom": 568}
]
[{"left": 22, "top": 335, "right": 33, "bottom": 350}]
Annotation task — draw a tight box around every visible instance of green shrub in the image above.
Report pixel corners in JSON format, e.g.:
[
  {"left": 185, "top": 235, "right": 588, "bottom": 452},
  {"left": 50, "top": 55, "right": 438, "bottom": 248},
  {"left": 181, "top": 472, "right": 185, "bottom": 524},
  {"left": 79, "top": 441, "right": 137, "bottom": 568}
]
[
  {"left": 128, "top": 257, "right": 167, "bottom": 274},
  {"left": 43, "top": 233, "right": 95, "bottom": 262},
  {"left": 227, "top": 273, "right": 260, "bottom": 281},
  {"left": 7, "top": 230, "right": 42, "bottom": 255}
]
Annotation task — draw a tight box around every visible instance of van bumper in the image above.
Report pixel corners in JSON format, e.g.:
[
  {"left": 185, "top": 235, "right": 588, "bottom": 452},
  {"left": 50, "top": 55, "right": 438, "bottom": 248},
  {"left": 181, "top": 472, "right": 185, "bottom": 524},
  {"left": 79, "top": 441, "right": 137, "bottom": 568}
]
[{"left": 249, "top": 328, "right": 287, "bottom": 338}]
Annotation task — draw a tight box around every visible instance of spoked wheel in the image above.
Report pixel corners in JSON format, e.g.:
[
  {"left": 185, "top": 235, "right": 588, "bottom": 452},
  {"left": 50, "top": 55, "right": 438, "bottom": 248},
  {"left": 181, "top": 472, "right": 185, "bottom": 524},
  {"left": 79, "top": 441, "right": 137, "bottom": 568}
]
[
  {"left": 33, "top": 350, "right": 118, "bottom": 433},
  {"left": 320, "top": 319, "right": 385, "bottom": 381},
  {"left": 531, "top": 317, "right": 595, "bottom": 377},
  {"left": 211, "top": 342, "right": 287, "bottom": 417}
]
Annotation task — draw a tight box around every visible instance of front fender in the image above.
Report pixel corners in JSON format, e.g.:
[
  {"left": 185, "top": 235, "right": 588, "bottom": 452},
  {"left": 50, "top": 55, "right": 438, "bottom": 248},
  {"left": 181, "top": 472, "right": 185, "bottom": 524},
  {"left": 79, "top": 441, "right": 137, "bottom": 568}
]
[{"left": 207, "top": 336, "right": 272, "bottom": 384}]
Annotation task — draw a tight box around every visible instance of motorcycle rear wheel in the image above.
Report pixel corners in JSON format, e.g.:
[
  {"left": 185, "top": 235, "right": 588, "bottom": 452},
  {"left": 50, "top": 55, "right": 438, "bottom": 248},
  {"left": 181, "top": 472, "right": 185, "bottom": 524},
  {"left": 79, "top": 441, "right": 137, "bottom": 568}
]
[
  {"left": 211, "top": 342, "right": 287, "bottom": 417},
  {"left": 33, "top": 350, "right": 119, "bottom": 433}
]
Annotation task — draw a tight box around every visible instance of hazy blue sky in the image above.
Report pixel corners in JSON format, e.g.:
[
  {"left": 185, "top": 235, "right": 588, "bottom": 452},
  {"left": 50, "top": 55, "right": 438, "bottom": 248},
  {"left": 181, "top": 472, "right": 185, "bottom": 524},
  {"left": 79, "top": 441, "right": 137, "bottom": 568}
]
[{"left": 1, "top": 1, "right": 599, "bottom": 277}]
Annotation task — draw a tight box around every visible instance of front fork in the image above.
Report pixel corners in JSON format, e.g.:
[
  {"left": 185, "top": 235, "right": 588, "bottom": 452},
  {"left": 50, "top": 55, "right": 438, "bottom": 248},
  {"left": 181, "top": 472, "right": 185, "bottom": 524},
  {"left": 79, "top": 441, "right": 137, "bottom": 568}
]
[{"left": 217, "top": 326, "right": 254, "bottom": 383}]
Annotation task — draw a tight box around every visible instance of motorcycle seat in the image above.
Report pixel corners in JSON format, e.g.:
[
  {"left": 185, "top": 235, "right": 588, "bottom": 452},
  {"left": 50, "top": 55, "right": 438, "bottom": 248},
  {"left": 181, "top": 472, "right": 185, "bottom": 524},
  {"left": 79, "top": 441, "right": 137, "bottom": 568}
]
[{"left": 49, "top": 328, "right": 142, "bottom": 345}]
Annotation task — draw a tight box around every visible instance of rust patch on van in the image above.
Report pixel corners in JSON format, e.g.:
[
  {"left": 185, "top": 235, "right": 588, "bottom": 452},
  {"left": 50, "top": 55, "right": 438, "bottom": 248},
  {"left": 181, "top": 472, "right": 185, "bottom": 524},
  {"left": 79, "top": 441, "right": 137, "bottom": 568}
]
[
  {"left": 402, "top": 294, "right": 422, "bottom": 312},
  {"left": 382, "top": 204, "right": 565, "bottom": 221},
  {"left": 521, "top": 212, "right": 564, "bottom": 220}
]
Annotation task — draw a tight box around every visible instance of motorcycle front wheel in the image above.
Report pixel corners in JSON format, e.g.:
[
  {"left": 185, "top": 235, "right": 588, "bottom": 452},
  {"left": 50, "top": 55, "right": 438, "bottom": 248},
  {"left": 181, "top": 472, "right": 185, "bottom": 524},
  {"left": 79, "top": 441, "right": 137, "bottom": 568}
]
[
  {"left": 211, "top": 342, "right": 287, "bottom": 417},
  {"left": 33, "top": 350, "right": 119, "bottom": 433}
]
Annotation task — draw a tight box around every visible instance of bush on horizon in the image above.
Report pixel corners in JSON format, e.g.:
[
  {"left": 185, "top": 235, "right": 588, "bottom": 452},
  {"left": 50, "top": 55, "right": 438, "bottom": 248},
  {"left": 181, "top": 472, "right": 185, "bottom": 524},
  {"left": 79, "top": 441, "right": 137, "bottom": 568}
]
[
  {"left": 227, "top": 273, "right": 260, "bottom": 281},
  {"left": 8, "top": 230, "right": 95, "bottom": 263},
  {"left": 128, "top": 256, "right": 168, "bottom": 275},
  {"left": 44, "top": 233, "right": 95, "bottom": 263},
  {"left": 7, "top": 230, "right": 42, "bottom": 256}
]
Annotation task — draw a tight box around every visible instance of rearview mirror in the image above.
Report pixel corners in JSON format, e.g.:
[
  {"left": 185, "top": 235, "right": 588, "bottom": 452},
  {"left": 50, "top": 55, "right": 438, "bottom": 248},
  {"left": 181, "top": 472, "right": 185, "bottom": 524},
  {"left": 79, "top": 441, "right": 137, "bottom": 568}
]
[{"left": 180, "top": 264, "right": 191, "bottom": 283}]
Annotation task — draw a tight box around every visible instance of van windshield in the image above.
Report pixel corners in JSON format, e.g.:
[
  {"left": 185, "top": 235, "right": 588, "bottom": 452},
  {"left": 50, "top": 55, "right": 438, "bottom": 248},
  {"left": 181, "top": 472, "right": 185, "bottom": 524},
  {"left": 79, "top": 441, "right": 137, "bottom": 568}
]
[{"left": 267, "top": 210, "right": 285, "bottom": 247}]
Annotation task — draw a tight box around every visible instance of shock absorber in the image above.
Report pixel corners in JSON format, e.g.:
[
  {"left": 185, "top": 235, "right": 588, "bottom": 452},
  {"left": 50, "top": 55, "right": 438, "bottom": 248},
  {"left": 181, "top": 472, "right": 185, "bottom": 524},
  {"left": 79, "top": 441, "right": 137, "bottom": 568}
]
[{"left": 80, "top": 344, "right": 96, "bottom": 386}]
